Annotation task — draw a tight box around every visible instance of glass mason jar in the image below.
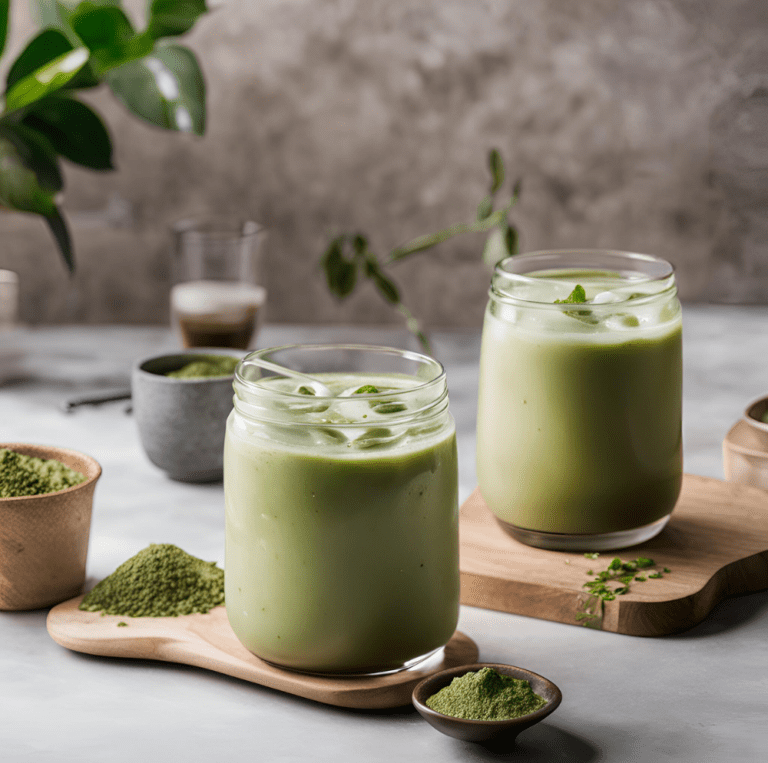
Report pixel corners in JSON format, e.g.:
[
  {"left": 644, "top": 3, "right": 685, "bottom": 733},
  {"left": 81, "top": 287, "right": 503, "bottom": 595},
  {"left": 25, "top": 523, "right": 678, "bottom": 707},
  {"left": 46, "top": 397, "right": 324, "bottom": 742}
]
[
  {"left": 225, "top": 344, "right": 459, "bottom": 675},
  {"left": 476, "top": 250, "right": 683, "bottom": 551}
]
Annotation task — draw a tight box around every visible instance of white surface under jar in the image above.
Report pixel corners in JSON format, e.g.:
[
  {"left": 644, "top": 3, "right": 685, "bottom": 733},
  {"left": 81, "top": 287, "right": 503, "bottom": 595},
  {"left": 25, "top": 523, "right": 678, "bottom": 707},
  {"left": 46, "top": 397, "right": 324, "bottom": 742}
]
[{"left": 224, "top": 344, "right": 460, "bottom": 675}]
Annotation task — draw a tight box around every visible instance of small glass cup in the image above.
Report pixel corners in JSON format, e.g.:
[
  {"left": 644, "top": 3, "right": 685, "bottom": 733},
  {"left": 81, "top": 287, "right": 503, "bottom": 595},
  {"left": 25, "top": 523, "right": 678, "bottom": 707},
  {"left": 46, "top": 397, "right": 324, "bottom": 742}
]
[
  {"left": 170, "top": 217, "right": 267, "bottom": 350},
  {"left": 224, "top": 344, "right": 460, "bottom": 675},
  {"left": 476, "top": 250, "right": 683, "bottom": 551}
]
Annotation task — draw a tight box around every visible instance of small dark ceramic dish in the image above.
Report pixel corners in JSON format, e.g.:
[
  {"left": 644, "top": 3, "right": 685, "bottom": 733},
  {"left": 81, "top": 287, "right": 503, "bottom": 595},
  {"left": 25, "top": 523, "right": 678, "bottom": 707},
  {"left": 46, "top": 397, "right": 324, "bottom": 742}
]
[
  {"left": 743, "top": 395, "right": 768, "bottom": 450},
  {"left": 412, "top": 663, "right": 562, "bottom": 744}
]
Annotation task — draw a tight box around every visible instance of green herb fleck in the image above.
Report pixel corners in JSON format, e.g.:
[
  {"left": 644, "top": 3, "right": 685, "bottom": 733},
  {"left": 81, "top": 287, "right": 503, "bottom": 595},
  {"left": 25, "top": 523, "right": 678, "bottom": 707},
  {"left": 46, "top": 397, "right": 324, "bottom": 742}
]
[
  {"left": 584, "top": 552, "right": 600, "bottom": 559},
  {"left": 425, "top": 667, "right": 547, "bottom": 721},
  {"left": 577, "top": 556, "right": 670, "bottom": 627},
  {"left": 663, "top": 567, "right": 671, "bottom": 573},
  {"left": 354, "top": 385, "right": 379, "bottom": 394},
  {"left": 117, "top": 622, "right": 127, "bottom": 627},
  {"left": 555, "top": 284, "right": 587, "bottom": 304},
  {"left": 297, "top": 386, "right": 316, "bottom": 396}
]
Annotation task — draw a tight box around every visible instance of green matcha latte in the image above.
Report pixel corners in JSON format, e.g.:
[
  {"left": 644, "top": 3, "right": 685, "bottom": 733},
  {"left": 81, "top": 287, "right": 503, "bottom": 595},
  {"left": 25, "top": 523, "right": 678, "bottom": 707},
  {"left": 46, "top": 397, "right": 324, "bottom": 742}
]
[
  {"left": 477, "top": 251, "right": 683, "bottom": 551},
  {"left": 224, "top": 346, "right": 459, "bottom": 674}
]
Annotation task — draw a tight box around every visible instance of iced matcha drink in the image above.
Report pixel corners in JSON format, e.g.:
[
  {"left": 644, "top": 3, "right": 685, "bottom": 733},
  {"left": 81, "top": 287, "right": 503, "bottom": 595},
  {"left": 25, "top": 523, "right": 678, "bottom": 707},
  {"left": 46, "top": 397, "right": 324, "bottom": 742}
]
[
  {"left": 225, "top": 347, "right": 459, "bottom": 674},
  {"left": 477, "top": 252, "right": 683, "bottom": 549}
]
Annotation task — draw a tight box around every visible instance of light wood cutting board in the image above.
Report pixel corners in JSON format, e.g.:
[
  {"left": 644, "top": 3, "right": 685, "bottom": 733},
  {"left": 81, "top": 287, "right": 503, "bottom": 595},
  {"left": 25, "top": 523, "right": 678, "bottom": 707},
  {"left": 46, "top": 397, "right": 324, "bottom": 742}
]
[
  {"left": 460, "top": 474, "right": 768, "bottom": 636},
  {"left": 47, "top": 598, "right": 478, "bottom": 709}
]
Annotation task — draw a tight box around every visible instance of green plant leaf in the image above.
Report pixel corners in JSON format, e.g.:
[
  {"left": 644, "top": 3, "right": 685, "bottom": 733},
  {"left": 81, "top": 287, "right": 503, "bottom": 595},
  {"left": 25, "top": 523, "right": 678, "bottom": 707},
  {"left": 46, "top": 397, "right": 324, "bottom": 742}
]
[
  {"left": 146, "top": 0, "right": 208, "bottom": 40},
  {"left": 0, "top": 122, "right": 63, "bottom": 192},
  {"left": 0, "top": 134, "right": 72, "bottom": 271},
  {"left": 482, "top": 226, "right": 509, "bottom": 270},
  {"left": 0, "top": 1, "right": 10, "bottom": 59},
  {"left": 70, "top": 6, "right": 153, "bottom": 71},
  {"left": 22, "top": 95, "right": 114, "bottom": 170},
  {"left": 476, "top": 195, "right": 493, "bottom": 221},
  {"left": 502, "top": 222, "right": 518, "bottom": 256},
  {"left": 6, "top": 29, "right": 75, "bottom": 90},
  {"left": 3, "top": 46, "right": 89, "bottom": 113},
  {"left": 371, "top": 270, "right": 400, "bottom": 304},
  {"left": 488, "top": 148, "right": 504, "bottom": 194},
  {"left": 321, "top": 237, "right": 358, "bottom": 298},
  {"left": 43, "top": 204, "right": 74, "bottom": 271},
  {"left": 106, "top": 44, "right": 205, "bottom": 134}
]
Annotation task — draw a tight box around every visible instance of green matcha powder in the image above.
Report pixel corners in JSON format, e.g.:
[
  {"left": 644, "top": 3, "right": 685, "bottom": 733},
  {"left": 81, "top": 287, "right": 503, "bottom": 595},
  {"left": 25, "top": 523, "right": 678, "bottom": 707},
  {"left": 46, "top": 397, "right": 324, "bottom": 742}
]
[
  {"left": 79, "top": 544, "right": 225, "bottom": 617},
  {"left": 165, "top": 355, "right": 239, "bottom": 379},
  {"left": 0, "top": 448, "right": 86, "bottom": 498},
  {"left": 426, "top": 667, "right": 547, "bottom": 721}
]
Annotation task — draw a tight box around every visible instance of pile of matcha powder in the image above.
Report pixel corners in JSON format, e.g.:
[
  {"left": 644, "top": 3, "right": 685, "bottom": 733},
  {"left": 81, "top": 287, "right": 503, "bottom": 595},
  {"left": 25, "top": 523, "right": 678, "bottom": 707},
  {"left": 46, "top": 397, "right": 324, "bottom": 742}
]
[
  {"left": 165, "top": 355, "right": 239, "bottom": 379},
  {"left": 79, "top": 544, "right": 225, "bottom": 617},
  {"left": 426, "top": 667, "right": 547, "bottom": 721},
  {"left": 0, "top": 448, "right": 86, "bottom": 498}
]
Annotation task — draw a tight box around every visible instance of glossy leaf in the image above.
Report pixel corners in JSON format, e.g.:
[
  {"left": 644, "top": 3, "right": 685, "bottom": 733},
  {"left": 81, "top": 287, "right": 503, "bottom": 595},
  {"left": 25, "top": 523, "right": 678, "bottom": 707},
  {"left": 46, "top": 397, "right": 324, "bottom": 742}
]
[
  {"left": 488, "top": 148, "right": 504, "bottom": 194},
  {"left": 0, "top": 1, "right": 10, "bottom": 59},
  {"left": 106, "top": 44, "right": 205, "bottom": 134},
  {"left": 22, "top": 95, "right": 114, "bottom": 170},
  {"left": 70, "top": 6, "right": 153, "bottom": 71},
  {"left": 146, "top": 0, "right": 208, "bottom": 39},
  {"left": 0, "top": 123, "right": 63, "bottom": 192},
  {"left": 0, "top": 135, "right": 56, "bottom": 212},
  {"left": 3, "top": 47, "right": 89, "bottom": 113},
  {"left": 6, "top": 29, "right": 75, "bottom": 90},
  {"left": 43, "top": 205, "right": 74, "bottom": 272}
]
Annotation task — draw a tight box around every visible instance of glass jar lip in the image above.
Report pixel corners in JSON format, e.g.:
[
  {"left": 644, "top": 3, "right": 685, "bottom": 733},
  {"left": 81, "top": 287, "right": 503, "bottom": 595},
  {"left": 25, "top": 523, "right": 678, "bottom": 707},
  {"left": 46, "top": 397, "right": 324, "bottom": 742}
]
[
  {"left": 234, "top": 343, "right": 447, "bottom": 401},
  {"left": 172, "top": 216, "right": 263, "bottom": 240},
  {"left": 491, "top": 249, "right": 676, "bottom": 308}
]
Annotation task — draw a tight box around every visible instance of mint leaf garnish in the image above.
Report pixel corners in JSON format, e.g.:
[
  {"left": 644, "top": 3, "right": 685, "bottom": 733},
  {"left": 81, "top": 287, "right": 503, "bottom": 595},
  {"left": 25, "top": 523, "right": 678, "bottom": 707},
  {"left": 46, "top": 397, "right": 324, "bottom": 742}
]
[
  {"left": 354, "top": 385, "right": 379, "bottom": 394},
  {"left": 555, "top": 284, "right": 587, "bottom": 304}
]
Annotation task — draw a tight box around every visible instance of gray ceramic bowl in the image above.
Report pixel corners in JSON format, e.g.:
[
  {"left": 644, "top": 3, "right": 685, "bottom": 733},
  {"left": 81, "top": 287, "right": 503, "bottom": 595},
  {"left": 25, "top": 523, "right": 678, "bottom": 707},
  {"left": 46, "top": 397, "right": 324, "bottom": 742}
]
[
  {"left": 412, "top": 663, "right": 562, "bottom": 744},
  {"left": 132, "top": 348, "right": 245, "bottom": 482}
]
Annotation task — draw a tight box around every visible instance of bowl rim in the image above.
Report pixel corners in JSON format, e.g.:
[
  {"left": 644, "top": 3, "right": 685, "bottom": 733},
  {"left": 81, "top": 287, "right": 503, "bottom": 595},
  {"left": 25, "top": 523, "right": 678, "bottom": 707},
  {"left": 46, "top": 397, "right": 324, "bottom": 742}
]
[
  {"left": 412, "top": 662, "right": 562, "bottom": 726},
  {"left": 133, "top": 347, "right": 248, "bottom": 383},
  {"left": 0, "top": 443, "right": 101, "bottom": 502},
  {"left": 743, "top": 394, "right": 768, "bottom": 433}
]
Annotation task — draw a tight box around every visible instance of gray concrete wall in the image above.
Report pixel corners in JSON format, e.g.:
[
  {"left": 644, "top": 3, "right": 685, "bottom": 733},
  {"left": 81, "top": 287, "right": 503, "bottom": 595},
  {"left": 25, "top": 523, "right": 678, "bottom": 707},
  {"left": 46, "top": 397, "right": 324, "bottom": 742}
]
[{"left": 1, "top": 0, "right": 766, "bottom": 329}]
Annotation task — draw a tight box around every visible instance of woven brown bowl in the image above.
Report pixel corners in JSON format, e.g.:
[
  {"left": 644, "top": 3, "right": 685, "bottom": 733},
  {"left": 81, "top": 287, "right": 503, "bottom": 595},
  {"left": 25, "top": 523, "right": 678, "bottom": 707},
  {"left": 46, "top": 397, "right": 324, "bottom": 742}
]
[{"left": 0, "top": 443, "right": 101, "bottom": 610}]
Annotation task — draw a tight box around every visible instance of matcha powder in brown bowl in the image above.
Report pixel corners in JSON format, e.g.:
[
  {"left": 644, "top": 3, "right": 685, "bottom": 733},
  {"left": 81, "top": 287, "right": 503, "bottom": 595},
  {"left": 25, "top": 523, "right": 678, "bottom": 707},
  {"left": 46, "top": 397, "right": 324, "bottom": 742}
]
[
  {"left": 79, "top": 544, "right": 225, "bottom": 617},
  {"left": 0, "top": 448, "right": 86, "bottom": 498}
]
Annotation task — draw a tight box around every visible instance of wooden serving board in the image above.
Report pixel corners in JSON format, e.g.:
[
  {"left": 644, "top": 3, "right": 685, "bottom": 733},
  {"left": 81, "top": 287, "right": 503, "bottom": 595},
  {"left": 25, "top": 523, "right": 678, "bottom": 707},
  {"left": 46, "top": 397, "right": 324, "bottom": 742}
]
[
  {"left": 460, "top": 474, "right": 768, "bottom": 636},
  {"left": 47, "top": 597, "right": 478, "bottom": 709}
]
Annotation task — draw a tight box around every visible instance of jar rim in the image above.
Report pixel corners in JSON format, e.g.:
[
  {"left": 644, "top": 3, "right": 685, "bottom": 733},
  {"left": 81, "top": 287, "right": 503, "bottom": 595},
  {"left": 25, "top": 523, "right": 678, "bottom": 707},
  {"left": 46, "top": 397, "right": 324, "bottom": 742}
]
[
  {"left": 234, "top": 343, "right": 446, "bottom": 401},
  {"left": 491, "top": 249, "right": 677, "bottom": 309}
]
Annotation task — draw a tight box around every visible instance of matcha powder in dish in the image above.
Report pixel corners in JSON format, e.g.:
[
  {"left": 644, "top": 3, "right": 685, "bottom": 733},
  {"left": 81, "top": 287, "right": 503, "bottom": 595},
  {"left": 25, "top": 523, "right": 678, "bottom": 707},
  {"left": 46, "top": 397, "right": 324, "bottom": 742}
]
[
  {"left": 0, "top": 448, "right": 86, "bottom": 498},
  {"left": 79, "top": 544, "right": 225, "bottom": 617},
  {"left": 426, "top": 667, "right": 547, "bottom": 721}
]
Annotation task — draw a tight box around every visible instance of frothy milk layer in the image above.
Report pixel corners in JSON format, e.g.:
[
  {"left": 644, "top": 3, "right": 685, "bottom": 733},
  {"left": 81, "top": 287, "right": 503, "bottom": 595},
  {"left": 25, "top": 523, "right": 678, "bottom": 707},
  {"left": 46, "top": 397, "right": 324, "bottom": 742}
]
[{"left": 171, "top": 280, "right": 266, "bottom": 316}]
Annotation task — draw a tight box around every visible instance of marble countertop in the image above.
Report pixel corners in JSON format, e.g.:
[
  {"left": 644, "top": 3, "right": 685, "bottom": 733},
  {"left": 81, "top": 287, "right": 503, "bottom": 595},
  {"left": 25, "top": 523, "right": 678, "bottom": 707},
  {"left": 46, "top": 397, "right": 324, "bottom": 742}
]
[{"left": 1, "top": 309, "right": 767, "bottom": 762}]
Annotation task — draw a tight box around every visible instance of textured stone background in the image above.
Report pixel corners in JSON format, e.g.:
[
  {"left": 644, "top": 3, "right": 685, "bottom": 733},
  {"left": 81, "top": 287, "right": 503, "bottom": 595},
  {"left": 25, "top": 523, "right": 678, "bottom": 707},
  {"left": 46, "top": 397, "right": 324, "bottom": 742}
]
[{"left": 1, "top": 0, "right": 766, "bottom": 330}]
